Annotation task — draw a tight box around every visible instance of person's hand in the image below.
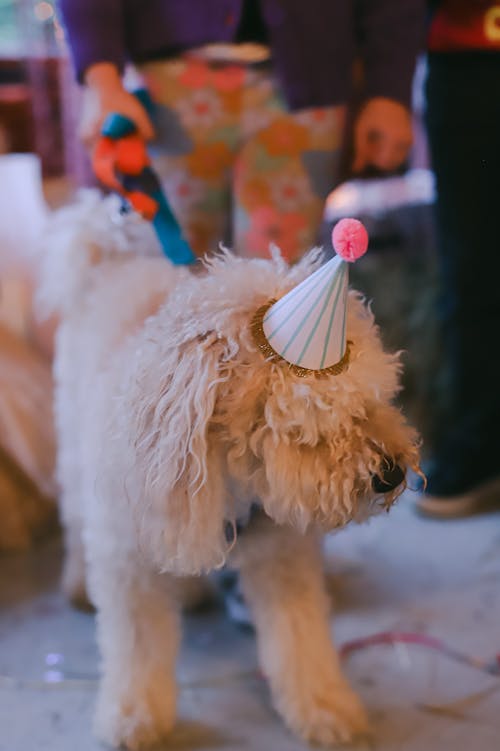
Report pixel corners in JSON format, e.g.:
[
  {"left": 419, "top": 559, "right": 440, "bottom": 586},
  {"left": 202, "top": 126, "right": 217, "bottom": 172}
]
[
  {"left": 352, "top": 97, "right": 413, "bottom": 174},
  {"left": 79, "top": 63, "right": 155, "bottom": 147}
]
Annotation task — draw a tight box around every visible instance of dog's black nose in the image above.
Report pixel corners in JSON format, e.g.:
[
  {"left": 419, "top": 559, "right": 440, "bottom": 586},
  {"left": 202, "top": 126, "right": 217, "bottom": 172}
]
[{"left": 371, "top": 457, "right": 405, "bottom": 493}]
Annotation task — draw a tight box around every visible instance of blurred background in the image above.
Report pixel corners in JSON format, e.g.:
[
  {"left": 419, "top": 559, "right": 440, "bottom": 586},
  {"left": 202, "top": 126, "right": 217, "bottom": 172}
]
[{"left": 0, "top": 0, "right": 85, "bottom": 184}]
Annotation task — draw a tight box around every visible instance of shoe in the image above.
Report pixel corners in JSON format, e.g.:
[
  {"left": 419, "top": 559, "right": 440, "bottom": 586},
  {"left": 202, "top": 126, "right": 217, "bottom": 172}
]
[{"left": 416, "top": 474, "right": 500, "bottom": 519}]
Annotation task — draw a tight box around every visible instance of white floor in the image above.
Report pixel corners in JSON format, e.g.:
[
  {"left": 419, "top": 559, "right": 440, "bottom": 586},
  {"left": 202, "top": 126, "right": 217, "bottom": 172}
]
[{"left": 1, "top": 494, "right": 499, "bottom": 751}]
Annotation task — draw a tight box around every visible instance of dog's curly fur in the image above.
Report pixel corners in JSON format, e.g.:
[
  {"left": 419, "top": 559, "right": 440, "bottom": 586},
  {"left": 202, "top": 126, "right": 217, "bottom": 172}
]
[{"left": 41, "top": 191, "right": 419, "bottom": 749}]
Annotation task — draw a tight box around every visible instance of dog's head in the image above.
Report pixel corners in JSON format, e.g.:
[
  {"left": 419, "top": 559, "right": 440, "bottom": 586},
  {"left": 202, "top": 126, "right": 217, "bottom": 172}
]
[{"left": 129, "top": 250, "right": 420, "bottom": 574}]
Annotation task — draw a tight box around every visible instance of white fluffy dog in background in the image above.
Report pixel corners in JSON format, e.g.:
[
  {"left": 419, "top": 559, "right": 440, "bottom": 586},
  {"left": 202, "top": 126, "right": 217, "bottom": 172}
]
[{"left": 40, "top": 192, "right": 419, "bottom": 750}]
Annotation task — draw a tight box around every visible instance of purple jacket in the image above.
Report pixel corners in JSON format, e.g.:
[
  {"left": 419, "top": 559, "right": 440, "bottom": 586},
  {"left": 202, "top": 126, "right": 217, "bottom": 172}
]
[{"left": 59, "top": 0, "right": 424, "bottom": 109}]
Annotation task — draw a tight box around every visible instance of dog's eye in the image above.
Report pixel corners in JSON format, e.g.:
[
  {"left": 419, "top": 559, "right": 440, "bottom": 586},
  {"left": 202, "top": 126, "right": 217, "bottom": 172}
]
[{"left": 371, "top": 456, "right": 405, "bottom": 493}]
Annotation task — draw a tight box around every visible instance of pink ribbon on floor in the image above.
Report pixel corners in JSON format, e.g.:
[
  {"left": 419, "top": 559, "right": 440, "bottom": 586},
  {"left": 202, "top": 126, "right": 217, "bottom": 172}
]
[{"left": 339, "top": 630, "right": 500, "bottom": 676}]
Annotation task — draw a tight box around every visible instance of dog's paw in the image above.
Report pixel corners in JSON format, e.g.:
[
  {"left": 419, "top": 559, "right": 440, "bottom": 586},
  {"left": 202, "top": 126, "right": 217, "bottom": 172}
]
[
  {"left": 95, "top": 686, "right": 175, "bottom": 750},
  {"left": 279, "top": 682, "right": 370, "bottom": 747}
]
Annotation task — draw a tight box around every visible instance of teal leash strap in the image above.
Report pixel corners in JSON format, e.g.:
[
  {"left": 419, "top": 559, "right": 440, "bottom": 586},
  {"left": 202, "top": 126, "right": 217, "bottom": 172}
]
[{"left": 100, "top": 90, "right": 196, "bottom": 266}]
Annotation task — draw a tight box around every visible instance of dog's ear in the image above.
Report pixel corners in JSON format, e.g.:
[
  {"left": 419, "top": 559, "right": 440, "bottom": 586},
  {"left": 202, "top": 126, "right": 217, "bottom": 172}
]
[{"left": 128, "top": 332, "right": 230, "bottom": 575}]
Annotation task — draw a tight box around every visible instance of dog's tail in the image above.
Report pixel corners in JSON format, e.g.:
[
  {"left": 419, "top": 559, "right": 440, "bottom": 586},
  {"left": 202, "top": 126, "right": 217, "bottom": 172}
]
[{"left": 37, "top": 189, "right": 160, "bottom": 317}]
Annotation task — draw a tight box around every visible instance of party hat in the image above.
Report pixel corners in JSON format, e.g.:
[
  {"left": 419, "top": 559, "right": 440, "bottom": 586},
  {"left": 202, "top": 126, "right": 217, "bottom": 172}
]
[{"left": 252, "top": 218, "right": 368, "bottom": 377}]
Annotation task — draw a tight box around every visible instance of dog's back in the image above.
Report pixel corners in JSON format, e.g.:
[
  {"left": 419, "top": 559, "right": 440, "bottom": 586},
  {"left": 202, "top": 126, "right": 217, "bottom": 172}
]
[{"left": 40, "top": 191, "right": 182, "bottom": 603}]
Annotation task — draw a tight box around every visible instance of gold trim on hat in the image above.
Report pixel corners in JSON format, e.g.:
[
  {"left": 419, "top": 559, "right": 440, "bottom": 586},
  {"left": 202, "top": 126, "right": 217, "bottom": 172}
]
[{"left": 250, "top": 299, "right": 351, "bottom": 378}]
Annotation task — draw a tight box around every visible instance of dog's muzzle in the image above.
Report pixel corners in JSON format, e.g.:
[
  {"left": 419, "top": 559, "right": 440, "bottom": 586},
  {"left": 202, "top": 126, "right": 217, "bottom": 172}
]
[{"left": 371, "top": 457, "right": 405, "bottom": 493}]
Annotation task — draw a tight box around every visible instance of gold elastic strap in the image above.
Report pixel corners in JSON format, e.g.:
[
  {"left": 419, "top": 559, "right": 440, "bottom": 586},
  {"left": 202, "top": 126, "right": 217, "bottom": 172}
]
[{"left": 250, "top": 299, "right": 351, "bottom": 378}]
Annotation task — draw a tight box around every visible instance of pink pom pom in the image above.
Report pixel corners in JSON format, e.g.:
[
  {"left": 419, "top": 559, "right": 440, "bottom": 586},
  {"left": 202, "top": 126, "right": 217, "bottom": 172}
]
[{"left": 332, "top": 218, "right": 369, "bottom": 262}]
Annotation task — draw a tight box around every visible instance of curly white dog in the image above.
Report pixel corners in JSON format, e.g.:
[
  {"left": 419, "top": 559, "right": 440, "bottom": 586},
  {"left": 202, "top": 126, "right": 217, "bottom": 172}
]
[{"left": 41, "top": 193, "right": 419, "bottom": 749}]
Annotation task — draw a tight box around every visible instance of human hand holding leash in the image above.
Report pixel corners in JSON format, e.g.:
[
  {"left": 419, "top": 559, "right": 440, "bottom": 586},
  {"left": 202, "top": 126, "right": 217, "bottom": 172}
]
[
  {"left": 80, "top": 63, "right": 155, "bottom": 148},
  {"left": 91, "top": 84, "right": 196, "bottom": 266}
]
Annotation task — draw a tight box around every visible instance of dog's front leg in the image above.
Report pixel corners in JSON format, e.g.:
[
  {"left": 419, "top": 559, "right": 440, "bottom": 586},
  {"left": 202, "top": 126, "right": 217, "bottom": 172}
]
[
  {"left": 236, "top": 518, "right": 369, "bottom": 746},
  {"left": 86, "top": 544, "right": 179, "bottom": 750}
]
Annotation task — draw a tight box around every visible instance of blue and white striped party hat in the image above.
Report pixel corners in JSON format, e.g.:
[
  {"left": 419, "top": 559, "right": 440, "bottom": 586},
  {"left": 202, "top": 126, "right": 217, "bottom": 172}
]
[{"left": 254, "top": 219, "right": 368, "bottom": 375}]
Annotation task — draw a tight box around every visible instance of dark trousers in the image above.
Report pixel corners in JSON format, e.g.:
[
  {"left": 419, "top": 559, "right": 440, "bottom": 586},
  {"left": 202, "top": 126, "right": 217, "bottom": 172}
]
[{"left": 425, "top": 52, "right": 500, "bottom": 493}]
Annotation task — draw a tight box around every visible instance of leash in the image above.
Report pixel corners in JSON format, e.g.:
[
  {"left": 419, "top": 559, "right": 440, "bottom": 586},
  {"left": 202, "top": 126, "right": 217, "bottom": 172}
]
[{"left": 92, "top": 88, "right": 196, "bottom": 266}]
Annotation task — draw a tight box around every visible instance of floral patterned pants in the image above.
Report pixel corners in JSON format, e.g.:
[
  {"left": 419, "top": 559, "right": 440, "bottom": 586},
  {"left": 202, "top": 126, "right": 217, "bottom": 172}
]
[{"left": 140, "top": 56, "right": 345, "bottom": 262}]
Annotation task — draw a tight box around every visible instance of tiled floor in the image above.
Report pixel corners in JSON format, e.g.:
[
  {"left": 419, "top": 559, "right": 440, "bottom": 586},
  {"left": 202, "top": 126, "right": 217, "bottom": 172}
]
[{"left": 1, "top": 494, "right": 499, "bottom": 751}]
